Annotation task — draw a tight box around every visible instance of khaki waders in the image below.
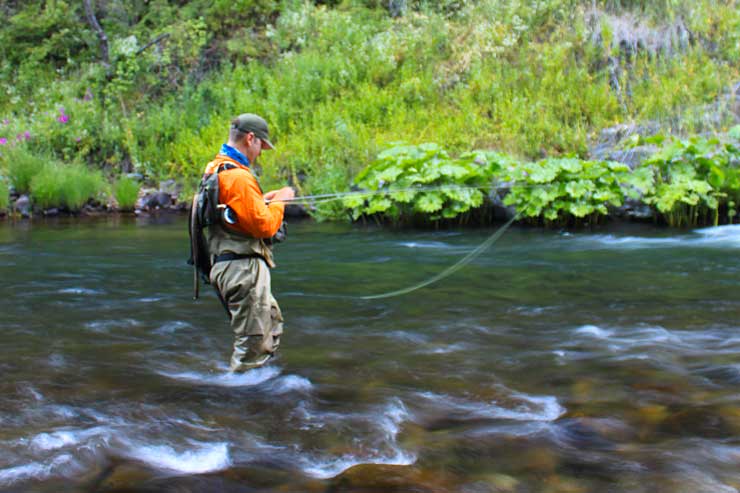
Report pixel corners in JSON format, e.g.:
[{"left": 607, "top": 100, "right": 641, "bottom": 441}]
[{"left": 210, "top": 257, "right": 284, "bottom": 372}]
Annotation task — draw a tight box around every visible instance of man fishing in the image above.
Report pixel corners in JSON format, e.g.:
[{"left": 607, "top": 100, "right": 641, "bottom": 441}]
[{"left": 201, "top": 113, "right": 294, "bottom": 372}]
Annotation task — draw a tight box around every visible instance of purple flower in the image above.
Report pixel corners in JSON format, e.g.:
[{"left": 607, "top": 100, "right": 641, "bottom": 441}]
[
  {"left": 58, "top": 114, "right": 69, "bottom": 124},
  {"left": 23, "top": 131, "right": 30, "bottom": 140},
  {"left": 2, "top": 119, "right": 8, "bottom": 126},
  {"left": 0, "top": 138, "right": 7, "bottom": 145},
  {"left": 83, "top": 88, "right": 93, "bottom": 101},
  {"left": 75, "top": 137, "right": 81, "bottom": 143}
]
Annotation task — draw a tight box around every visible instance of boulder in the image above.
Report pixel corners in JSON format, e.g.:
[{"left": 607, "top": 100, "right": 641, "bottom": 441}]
[{"left": 13, "top": 195, "right": 31, "bottom": 218}]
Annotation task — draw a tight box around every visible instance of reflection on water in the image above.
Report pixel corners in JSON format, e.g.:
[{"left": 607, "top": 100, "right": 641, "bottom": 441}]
[{"left": 0, "top": 217, "right": 739, "bottom": 492}]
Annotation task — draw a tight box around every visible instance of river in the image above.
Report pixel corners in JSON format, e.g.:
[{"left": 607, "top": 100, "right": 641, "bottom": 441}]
[{"left": 1, "top": 217, "right": 739, "bottom": 492}]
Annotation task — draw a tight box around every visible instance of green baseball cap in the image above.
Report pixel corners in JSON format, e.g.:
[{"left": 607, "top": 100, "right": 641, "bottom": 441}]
[{"left": 231, "top": 113, "right": 275, "bottom": 150}]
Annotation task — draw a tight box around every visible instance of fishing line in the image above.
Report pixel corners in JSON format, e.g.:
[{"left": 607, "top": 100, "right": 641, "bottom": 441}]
[
  {"left": 269, "top": 184, "right": 522, "bottom": 300},
  {"left": 359, "top": 213, "right": 519, "bottom": 300},
  {"left": 267, "top": 184, "right": 512, "bottom": 205}
]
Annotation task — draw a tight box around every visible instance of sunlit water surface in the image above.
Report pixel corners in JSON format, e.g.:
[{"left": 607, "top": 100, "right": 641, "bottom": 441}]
[{"left": 1, "top": 217, "right": 739, "bottom": 492}]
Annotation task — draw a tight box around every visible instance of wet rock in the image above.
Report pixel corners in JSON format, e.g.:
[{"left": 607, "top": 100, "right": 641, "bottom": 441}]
[
  {"left": 522, "top": 446, "right": 559, "bottom": 475},
  {"left": 95, "top": 463, "right": 155, "bottom": 491},
  {"left": 285, "top": 203, "right": 310, "bottom": 218},
  {"left": 554, "top": 418, "right": 618, "bottom": 451},
  {"left": 43, "top": 208, "right": 59, "bottom": 216},
  {"left": 615, "top": 198, "right": 654, "bottom": 220},
  {"left": 159, "top": 179, "right": 182, "bottom": 197},
  {"left": 467, "top": 473, "right": 519, "bottom": 493},
  {"left": 138, "top": 191, "right": 173, "bottom": 210},
  {"left": 328, "top": 464, "right": 454, "bottom": 493},
  {"left": 662, "top": 406, "right": 729, "bottom": 438},
  {"left": 542, "top": 474, "right": 589, "bottom": 493},
  {"left": 14, "top": 194, "right": 31, "bottom": 217}
]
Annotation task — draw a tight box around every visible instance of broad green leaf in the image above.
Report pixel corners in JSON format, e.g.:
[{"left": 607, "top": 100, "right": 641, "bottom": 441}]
[
  {"left": 415, "top": 192, "right": 444, "bottom": 213},
  {"left": 389, "top": 189, "right": 416, "bottom": 203},
  {"left": 366, "top": 197, "right": 392, "bottom": 214},
  {"left": 342, "top": 194, "right": 366, "bottom": 208},
  {"left": 569, "top": 202, "right": 594, "bottom": 217}
]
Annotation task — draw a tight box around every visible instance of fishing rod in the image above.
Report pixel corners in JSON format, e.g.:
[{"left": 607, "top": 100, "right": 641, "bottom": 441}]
[{"left": 267, "top": 184, "right": 519, "bottom": 205}]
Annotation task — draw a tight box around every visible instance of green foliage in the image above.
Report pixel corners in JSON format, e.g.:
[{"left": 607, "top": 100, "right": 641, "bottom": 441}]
[
  {"left": 342, "top": 143, "right": 496, "bottom": 222},
  {"left": 0, "top": 176, "right": 9, "bottom": 213},
  {"left": 639, "top": 136, "right": 740, "bottom": 226},
  {"left": 0, "top": 0, "right": 738, "bottom": 227},
  {"left": 0, "top": 145, "right": 47, "bottom": 194},
  {"left": 113, "top": 176, "right": 140, "bottom": 211},
  {"left": 30, "top": 162, "right": 106, "bottom": 211},
  {"left": 502, "top": 158, "right": 631, "bottom": 224}
]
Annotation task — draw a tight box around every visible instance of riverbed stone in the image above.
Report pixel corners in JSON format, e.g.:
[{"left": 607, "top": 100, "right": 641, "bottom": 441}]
[
  {"left": 328, "top": 463, "right": 454, "bottom": 493},
  {"left": 96, "top": 463, "right": 155, "bottom": 491}
]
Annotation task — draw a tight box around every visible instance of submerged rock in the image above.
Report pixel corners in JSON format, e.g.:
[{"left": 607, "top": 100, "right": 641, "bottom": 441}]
[{"left": 328, "top": 463, "right": 454, "bottom": 493}]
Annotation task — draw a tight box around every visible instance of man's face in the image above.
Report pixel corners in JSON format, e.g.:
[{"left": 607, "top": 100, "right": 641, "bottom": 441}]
[{"left": 245, "top": 133, "right": 263, "bottom": 163}]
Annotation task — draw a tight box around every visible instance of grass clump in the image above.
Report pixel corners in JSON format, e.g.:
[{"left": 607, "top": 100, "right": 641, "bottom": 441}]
[
  {"left": 0, "top": 145, "right": 47, "bottom": 194},
  {"left": 30, "top": 162, "right": 105, "bottom": 211},
  {"left": 0, "top": 176, "right": 9, "bottom": 213},
  {"left": 113, "top": 176, "right": 140, "bottom": 211}
]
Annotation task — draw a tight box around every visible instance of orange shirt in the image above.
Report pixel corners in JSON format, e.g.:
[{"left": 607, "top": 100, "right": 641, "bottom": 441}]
[{"left": 204, "top": 156, "right": 285, "bottom": 238}]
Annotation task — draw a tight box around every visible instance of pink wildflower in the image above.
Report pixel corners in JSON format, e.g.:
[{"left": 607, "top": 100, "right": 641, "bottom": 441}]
[
  {"left": 0, "top": 138, "right": 7, "bottom": 145},
  {"left": 58, "top": 113, "right": 69, "bottom": 124},
  {"left": 23, "top": 131, "right": 31, "bottom": 140}
]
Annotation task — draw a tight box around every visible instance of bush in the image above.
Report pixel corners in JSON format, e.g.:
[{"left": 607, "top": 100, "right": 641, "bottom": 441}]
[
  {"left": 113, "top": 176, "right": 140, "bottom": 211},
  {"left": 343, "top": 143, "right": 496, "bottom": 223},
  {"left": 30, "top": 162, "right": 105, "bottom": 210},
  {"left": 638, "top": 135, "right": 740, "bottom": 226}
]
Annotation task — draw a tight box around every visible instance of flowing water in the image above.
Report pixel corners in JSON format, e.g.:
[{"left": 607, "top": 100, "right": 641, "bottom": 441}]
[{"left": 1, "top": 217, "right": 739, "bottom": 492}]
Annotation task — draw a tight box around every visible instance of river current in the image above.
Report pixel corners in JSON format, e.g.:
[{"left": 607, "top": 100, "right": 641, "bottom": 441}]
[{"left": 0, "top": 217, "right": 739, "bottom": 492}]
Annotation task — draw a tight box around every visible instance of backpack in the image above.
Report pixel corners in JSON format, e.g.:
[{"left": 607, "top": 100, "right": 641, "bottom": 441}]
[{"left": 187, "top": 163, "right": 236, "bottom": 299}]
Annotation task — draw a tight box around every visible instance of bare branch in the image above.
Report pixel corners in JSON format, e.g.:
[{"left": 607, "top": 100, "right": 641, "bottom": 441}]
[
  {"left": 135, "top": 33, "right": 171, "bottom": 56},
  {"left": 82, "top": 0, "right": 110, "bottom": 74}
]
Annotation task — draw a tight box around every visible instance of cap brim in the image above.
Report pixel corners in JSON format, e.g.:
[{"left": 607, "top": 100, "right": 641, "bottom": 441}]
[{"left": 261, "top": 138, "right": 275, "bottom": 150}]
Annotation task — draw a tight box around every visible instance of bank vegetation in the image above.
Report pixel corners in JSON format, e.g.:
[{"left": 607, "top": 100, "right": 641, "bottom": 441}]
[{"left": 0, "top": 0, "right": 738, "bottom": 226}]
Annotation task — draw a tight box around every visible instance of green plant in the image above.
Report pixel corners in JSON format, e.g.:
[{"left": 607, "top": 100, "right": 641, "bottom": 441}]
[
  {"left": 639, "top": 136, "right": 740, "bottom": 226},
  {"left": 502, "top": 157, "right": 636, "bottom": 225},
  {"left": 342, "top": 143, "right": 497, "bottom": 223},
  {"left": 0, "top": 145, "right": 47, "bottom": 194},
  {"left": 113, "top": 176, "right": 140, "bottom": 211},
  {"left": 0, "top": 175, "right": 9, "bottom": 212},
  {"left": 30, "top": 162, "right": 105, "bottom": 210}
]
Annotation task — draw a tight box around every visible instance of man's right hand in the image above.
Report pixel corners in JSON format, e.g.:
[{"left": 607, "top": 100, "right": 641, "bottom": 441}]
[{"left": 265, "top": 186, "right": 295, "bottom": 203}]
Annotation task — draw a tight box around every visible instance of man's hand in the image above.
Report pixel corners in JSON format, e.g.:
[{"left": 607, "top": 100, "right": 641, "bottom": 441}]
[{"left": 264, "top": 186, "right": 295, "bottom": 203}]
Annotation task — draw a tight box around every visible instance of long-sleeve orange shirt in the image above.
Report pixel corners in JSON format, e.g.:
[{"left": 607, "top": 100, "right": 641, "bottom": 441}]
[{"left": 204, "top": 157, "right": 285, "bottom": 239}]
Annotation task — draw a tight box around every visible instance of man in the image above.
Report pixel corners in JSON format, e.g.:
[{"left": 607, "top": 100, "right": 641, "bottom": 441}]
[{"left": 204, "top": 113, "right": 294, "bottom": 372}]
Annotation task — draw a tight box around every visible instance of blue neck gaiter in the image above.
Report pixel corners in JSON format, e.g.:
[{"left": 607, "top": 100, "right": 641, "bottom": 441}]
[{"left": 219, "top": 144, "right": 250, "bottom": 168}]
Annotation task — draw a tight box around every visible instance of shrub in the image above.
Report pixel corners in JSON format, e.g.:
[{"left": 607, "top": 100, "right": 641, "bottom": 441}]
[
  {"left": 343, "top": 143, "right": 497, "bottom": 223},
  {"left": 638, "top": 135, "right": 740, "bottom": 226},
  {"left": 501, "top": 157, "right": 647, "bottom": 225},
  {"left": 30, "top": 162, "right": 105, "bottom": 210},
  {"left": 113, "top": 176, "right": 140, "bottom": 211}
]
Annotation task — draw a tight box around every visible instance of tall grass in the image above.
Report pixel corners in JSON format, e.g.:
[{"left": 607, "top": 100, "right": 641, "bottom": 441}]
[
  {"left": 113, "top": 176, "right": 140, "bottom": 211},
  {"left": 0, "top": 145, "right": 48, "bottom": 194},
  {"left": 30, "top": 162, "right": 105, "bottom": 210},
  {"left": 0, "top": 176, "right": 9, "bottom": 213}
]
